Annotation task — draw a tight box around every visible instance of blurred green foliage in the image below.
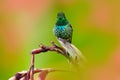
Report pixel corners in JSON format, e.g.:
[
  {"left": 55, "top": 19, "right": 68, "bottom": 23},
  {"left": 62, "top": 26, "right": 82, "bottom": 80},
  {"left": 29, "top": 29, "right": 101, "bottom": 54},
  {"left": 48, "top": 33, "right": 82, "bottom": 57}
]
[{"left": 0, "top": 0, "right": 119, "bottom": 80}]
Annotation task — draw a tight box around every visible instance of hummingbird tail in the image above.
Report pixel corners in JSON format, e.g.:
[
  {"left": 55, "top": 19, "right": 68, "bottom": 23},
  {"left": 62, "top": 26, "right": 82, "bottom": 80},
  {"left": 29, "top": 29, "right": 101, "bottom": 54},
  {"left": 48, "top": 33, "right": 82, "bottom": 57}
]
[
  {"left": 58, "top": 39, "right": 86, "bottom": 63},
  {"left": 70, "top": 44, "right": 86, "bottom": 61}
]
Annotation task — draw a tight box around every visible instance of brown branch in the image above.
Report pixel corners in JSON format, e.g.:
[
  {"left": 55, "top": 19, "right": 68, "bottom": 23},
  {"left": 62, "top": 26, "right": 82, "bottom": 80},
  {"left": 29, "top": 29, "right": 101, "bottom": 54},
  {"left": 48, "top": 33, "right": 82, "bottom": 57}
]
[
  {"left": 9, "top": 68, "right": 70, "bottom": 80},
  {"left": 31, "top": 41, "right": 69, "bottom": 59},
  {"left": 27, "top": 41, "right": 70, "bottom": 80},
  {"left": 9, "top": 41, "right": 71, "bottom": 80}
]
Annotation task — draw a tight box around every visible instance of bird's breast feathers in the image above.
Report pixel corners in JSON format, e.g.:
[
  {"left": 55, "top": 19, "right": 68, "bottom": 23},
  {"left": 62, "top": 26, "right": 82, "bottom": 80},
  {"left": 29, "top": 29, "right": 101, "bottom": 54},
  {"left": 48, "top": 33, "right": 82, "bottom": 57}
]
[
  {"left": 54, "top": 25, "right": 66, "bottom": 31},
  {"left": 54, "top": 24, "right": 72, "bottom": 39}
]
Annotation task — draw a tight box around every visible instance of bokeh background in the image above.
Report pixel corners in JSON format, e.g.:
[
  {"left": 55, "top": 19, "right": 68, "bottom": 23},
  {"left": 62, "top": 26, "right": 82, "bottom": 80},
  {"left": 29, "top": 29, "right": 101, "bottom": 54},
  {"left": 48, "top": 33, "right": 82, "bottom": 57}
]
[{"left": 0, "top": 0, "right": 120, "bottom": 80}]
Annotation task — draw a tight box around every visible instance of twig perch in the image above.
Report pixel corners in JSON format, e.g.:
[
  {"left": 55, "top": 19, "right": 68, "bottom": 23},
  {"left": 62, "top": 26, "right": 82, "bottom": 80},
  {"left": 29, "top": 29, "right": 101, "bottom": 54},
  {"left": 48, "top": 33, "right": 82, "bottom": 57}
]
[
  {"left": 9, "top": 41, "right": 70, "bottom": 80},
  {"left": 31, "top": 41, "right": 69, "bottom": 59}
]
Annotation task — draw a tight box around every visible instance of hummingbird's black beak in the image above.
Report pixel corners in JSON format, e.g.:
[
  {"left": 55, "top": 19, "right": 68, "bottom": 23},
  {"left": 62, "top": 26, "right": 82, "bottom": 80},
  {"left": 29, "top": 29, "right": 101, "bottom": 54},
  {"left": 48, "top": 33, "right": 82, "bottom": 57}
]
[{"left": 57, "top": 12, "right": 65, "bottom": 17}]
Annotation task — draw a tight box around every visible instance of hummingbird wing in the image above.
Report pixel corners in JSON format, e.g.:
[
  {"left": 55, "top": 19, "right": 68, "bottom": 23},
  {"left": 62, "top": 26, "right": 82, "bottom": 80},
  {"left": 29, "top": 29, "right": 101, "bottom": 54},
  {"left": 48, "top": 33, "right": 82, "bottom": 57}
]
[{"left": 67, "top": 24, "right": 73, "bottom": 43}]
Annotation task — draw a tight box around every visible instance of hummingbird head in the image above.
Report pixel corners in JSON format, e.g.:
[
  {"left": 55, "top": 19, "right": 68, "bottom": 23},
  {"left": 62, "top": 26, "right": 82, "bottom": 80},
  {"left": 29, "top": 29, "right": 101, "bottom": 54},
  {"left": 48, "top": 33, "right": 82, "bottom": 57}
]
[{"left": 56, "top": 12, "right": 68, "bottom": 26}]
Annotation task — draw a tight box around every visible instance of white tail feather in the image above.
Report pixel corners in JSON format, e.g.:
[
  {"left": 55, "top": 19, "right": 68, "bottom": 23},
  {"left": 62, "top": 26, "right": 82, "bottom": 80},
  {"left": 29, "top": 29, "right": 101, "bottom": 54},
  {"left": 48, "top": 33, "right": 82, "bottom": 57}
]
[
  {"left": 58, "top": 38, "right": 85, "bottom": 62},
  {"left": 71, "top": 44, "right": 86, "bottom": 61}
]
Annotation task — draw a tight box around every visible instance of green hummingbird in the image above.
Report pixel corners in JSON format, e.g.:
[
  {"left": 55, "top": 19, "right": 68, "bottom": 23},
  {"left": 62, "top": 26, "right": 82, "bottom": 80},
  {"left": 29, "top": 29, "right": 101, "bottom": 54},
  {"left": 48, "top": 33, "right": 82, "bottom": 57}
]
[{"left": 53, "top": 12, "right": 85, "bottom": 63}]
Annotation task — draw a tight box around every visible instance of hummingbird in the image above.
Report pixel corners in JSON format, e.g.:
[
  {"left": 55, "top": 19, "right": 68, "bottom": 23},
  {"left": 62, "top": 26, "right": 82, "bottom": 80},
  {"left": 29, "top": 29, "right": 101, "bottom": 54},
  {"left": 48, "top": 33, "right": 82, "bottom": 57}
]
[{"left": 53, "top": 12, "right": 85, "bottom": 64}]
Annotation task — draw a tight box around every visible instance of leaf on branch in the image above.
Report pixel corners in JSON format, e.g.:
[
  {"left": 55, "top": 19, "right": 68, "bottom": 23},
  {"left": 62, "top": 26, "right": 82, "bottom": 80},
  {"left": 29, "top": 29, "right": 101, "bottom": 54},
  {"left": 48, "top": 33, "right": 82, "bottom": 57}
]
[
  {"left": 8, "top": 68, "right": 69, "bottom": 80},
  {"left": 37, "top": 70, "right": 48, "bottom": 80}
]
